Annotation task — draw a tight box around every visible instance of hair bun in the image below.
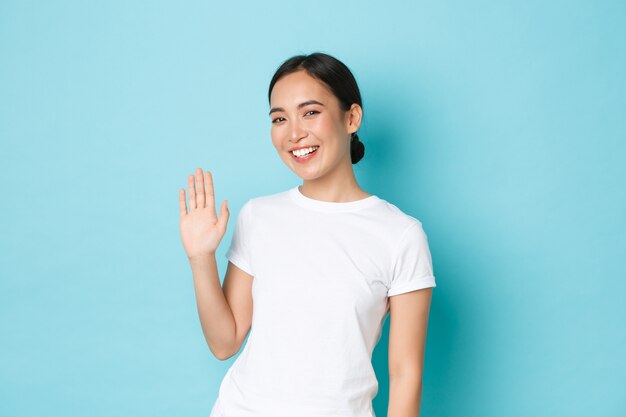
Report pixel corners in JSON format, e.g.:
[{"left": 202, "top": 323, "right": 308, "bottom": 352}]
[{"left": 350, "top": 133, "right": 365, "bottom": 164}]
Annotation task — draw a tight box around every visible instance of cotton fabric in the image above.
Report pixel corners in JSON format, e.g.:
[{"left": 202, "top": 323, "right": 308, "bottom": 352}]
[{"left": 209, "top": 186, "right": 436, "bottom": 417}]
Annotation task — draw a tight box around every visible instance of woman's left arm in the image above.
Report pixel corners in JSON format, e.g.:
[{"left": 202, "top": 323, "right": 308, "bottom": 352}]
[{"left": 387, "top": 287, "right": 433, "bottom": 417}]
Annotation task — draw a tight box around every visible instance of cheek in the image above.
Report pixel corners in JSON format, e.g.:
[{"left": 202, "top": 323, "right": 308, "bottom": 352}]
[
  {"left": 310, "top": 117, "right": 332, "bottom": 132},
  {"left": 270, "top": 127, "right": 281, "bottom": 146},
  {"left": 270, "top": 129, "right": 289, "bottom": 155},
  {"left": 314, "top": 113, "right": 346, "bottom": 138}
]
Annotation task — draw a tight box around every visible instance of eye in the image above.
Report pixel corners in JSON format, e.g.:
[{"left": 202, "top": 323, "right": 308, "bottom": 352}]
[
  {"left": 271, "top": 117, "right": 285, "bottom": 124},
  {"left": 305, "top": 110, "right": 319, "bottom": 117}
]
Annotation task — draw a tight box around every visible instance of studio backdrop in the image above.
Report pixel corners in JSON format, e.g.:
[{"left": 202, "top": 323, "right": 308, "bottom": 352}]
[{"left": 0, "top": 1, "right": 624, "bottom": 416}]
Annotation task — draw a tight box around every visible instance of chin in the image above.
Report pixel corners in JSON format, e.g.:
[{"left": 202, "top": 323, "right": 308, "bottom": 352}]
[{"left": 290, "top": 166, "right": 323, "bottom": 181}]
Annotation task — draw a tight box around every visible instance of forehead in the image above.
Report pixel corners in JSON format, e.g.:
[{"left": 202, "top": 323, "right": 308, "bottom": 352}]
[{"left": 270, "top": 70, "right": 334, "bottom": 106}]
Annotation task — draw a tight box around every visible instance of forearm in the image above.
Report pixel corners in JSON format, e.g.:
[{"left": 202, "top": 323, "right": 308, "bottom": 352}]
[
  {"left": 387, "top": 373, "right": 423, "bottom": 417},
  {"left": 189, "top": 254, "right": 236, "bottom": 359}
]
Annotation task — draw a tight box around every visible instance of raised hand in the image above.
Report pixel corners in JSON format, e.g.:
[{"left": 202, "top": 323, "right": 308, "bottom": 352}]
[{"left": 179, "top": 168, "right": 230, "bottom": 260}]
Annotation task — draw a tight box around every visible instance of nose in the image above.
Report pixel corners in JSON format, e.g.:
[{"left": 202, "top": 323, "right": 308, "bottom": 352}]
[{"left": 289, "top": 120, "right": 308, "bottom": 142}]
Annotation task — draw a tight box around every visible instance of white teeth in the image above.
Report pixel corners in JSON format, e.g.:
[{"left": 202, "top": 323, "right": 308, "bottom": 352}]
[{"left": 291, "top": 146, "right": 319, "bottom": 157}]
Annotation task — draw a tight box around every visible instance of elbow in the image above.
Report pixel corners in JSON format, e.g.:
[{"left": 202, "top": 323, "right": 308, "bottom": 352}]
[
  {"left": 212, "top": 347, "right": 235, "bottom": 361},
  {"left": 215, "top": 353, "right": 232, "bottom": 361},
  {"left": 211, "top": 343, "right": 240, "bottom": 361},
  {"left": 209, "top": 331, "right": 244, "bottom": 361},
  {"left": 212, "top": 351, "right": 232, "bottom": 361}
]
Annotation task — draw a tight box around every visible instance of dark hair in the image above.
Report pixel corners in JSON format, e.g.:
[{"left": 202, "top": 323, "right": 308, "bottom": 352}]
[{"left": 268, "top": 52, "right": 365, "bottom": 164}]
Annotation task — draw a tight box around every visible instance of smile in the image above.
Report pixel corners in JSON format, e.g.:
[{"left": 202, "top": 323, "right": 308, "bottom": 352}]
[{"left": 290, "top": 145, "right": 319, "bottom": 162}]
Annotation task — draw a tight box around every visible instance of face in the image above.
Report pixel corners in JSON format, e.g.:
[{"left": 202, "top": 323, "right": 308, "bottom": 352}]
[{"left": 269, "top": 70, "right": 361, "bottom": 180}]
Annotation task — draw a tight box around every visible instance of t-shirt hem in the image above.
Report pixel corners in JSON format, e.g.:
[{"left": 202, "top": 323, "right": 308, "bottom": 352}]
[
  {"left": 225, "top": 250, "right": 254, "bottom": 276},
  {"left": 387, "top": 275, "right": 436, "bottom": 297}
]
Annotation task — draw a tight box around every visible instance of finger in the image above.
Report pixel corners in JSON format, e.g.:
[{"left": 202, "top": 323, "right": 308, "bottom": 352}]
[
  {"left": 218, "top": 199, "right": 229, "bottom": 232},
  {"left": 188, "top": 174, "right": 196, "bottom": 211},
  {"left": 195, "top": 167, "right": 206, "bottom": 209},
  {"left": 179, "top": 188, "right": 187, "bottom": 218},
  {"left": 205, "top": 170, "right": 217, "bottom": 219}
]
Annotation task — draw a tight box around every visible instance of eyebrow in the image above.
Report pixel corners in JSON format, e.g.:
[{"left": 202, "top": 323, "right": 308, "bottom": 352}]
[{"left": 269, "top": 100, "right": 325, "bottom": 116}]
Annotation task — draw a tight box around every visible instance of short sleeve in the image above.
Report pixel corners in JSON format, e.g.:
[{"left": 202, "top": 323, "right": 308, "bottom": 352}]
[
  {"left": 387, "top": 221, "right": 436, "bottom": 297},
  {"left": 225, "top": 199, "right": 254, "bottom": 276}
]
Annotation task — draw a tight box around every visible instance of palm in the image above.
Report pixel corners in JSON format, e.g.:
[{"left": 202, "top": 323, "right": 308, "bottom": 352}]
[{"left": 179, "top": 168, "right": 229, "bottom": 260}]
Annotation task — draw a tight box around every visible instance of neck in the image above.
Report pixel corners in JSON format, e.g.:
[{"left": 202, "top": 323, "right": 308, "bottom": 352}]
[{"left": 299, "top": 158, "right": 370, "bottom": 203}]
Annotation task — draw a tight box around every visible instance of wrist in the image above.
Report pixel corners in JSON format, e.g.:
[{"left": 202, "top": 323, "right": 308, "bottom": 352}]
[{"left": 188, "top": 252, "right": 216, "bottom": 264}]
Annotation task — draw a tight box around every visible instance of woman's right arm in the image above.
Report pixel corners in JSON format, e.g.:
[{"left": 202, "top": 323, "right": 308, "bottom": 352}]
[
  {"left": 179, "top": 168, "right": 253, "bottom": 360},
  {"left": 188, "top": 255, "right": 253, "bottom": 360}
]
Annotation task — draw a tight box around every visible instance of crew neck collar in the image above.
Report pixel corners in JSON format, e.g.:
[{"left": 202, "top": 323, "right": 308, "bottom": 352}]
[{"left": 289, "top": 185, "right": 381, "bottom": 213}]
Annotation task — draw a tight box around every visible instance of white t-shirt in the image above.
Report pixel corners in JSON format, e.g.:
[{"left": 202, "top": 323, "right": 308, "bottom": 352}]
[{"left": 209, "top": 185, "right": 437, "bottom": 417}]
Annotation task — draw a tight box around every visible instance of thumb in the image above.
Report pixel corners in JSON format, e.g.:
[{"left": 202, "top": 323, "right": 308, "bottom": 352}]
[{"left": 218, "top": 200, "right": 230, "bottom": 231}]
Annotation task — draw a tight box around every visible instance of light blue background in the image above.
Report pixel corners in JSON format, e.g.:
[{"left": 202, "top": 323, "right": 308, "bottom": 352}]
[{"left": 1, "top": 1, "right": 624, "bottom": 416}]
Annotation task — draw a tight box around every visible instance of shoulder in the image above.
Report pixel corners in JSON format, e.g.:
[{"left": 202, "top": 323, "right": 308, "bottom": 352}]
[
  {"left": 372, "top": 197, "right": 424, "bottom": 235},
  {"left": 249, "top": 188, "right": 291, "bottom": 205},
  {"left": 240, "top": 187, "right": 293, "bottom": 215}
]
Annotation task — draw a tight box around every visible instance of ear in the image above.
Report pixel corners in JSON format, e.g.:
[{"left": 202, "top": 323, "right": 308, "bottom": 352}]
[{"left": 345, "top": 103, "right": 363, "bottom": 135}]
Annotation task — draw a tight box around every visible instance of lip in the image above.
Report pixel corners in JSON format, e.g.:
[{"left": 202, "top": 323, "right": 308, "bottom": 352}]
[
  {"left": 290, "top": 145, "right": 319, "bottom": 163},
  {"left": 289, "top": 145, "right": 319, "bottom": 152}
]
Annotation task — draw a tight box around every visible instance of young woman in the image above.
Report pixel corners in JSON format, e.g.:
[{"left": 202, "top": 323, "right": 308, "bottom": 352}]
[{"left": 179, "top": 52, "right": 436, "bottom": 417}]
